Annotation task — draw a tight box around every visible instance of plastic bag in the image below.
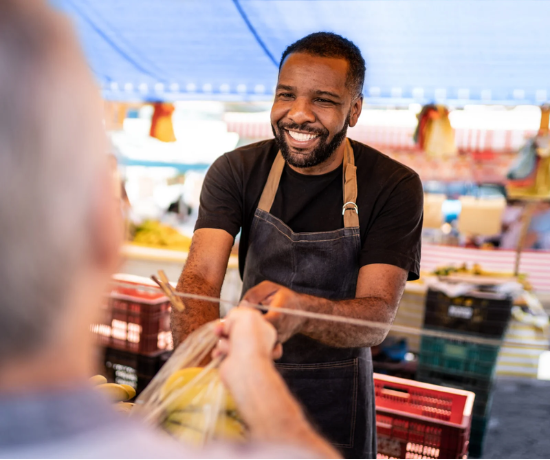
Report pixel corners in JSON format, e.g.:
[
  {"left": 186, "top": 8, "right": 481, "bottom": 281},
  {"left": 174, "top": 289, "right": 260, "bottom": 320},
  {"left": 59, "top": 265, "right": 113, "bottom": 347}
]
[{"left": 133, "top": 321, "right": 246, "bottom": 446}]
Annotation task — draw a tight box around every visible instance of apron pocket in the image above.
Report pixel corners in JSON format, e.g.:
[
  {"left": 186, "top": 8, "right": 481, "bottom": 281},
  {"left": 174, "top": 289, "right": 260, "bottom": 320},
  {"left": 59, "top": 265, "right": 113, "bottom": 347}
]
[{"left": 276, "top": 358, "right": 358, "bottom": 449}]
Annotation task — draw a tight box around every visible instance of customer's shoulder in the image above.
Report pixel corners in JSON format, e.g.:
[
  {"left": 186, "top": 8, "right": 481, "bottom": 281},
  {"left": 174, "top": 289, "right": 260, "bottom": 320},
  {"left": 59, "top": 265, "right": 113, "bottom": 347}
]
[{"left": 350, "top": 138, "right": 419, "bottom": 180}]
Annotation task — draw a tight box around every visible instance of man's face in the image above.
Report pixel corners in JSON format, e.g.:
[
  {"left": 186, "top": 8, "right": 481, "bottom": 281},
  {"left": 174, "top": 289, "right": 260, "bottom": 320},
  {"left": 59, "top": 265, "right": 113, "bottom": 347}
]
[{"left": 271, "top": 52, "right": 362, "bottom": 168}]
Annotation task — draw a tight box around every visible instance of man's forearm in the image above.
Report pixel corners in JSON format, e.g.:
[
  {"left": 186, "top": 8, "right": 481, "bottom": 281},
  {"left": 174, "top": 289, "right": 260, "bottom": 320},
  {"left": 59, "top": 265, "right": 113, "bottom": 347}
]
[
  {"left": 298, "top": 295, "right": 397, "bottom": 348},
  {"left": 171, "top": 268, "right": 220, "bottom": 348}
]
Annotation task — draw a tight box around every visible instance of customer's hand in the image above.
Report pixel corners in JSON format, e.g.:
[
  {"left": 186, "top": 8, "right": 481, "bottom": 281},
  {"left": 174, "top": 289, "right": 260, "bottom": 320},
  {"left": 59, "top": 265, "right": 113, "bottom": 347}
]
[
  {"left": 212, "top": 306, "right": 282, "bottom": 365},
  {"left": 212, "top": 307, "right": 340, "bottom": 459}
]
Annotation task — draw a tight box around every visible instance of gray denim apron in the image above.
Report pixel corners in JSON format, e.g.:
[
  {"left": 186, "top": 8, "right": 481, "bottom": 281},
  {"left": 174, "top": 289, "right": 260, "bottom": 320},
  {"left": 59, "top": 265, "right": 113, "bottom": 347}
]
[{"left": 241, "top": 139, "right": 376, "bottom": 458}]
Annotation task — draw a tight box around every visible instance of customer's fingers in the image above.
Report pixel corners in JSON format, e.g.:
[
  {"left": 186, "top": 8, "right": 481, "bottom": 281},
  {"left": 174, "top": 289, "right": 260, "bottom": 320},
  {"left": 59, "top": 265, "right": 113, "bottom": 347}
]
[{"left": 212, "top": 338, "right": 230, "bottom": 358}]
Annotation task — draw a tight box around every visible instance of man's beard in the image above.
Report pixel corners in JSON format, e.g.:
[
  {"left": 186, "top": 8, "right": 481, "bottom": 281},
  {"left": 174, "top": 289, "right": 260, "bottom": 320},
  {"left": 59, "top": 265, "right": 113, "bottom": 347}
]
[{"left": 272, "top": 115, "right": 350, "bottom": 169}]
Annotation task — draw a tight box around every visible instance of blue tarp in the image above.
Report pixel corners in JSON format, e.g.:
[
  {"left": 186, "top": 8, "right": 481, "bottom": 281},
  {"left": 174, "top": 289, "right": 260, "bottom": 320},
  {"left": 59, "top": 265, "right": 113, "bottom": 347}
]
[{"left": 52, "top": 0, "right": 550, "bottom": 105}]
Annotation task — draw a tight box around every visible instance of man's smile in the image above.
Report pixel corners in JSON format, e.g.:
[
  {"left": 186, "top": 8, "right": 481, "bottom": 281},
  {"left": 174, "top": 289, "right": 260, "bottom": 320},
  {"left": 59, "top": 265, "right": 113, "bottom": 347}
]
[
  {"left": 287, "top": 130, "right": 319, "bottom": 142},
  {"left": 284, "top": 128, "right": 321, "bottom": 149}
]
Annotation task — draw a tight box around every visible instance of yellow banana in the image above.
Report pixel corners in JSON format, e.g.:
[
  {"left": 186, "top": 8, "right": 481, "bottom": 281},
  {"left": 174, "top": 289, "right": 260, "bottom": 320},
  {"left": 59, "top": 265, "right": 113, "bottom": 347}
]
[
  {"left": 97, "top": 383, "right": 130, "bottom": 402},
  {"left": 89, "top": 375, "right": 107, "bottom": 386},
  {"left": 163, "top": 422, "right": 205, "bottom": 446},
  {"left": 216, "top": 416, "right": 246, "bottom": 441},
  {"left": 162, "top": 368, "right": 237, "bottom": 412},
  {"left": 166, "top": 410, "right": 208, "bottom": 430},
  {"left": 166, "top": 411, "right": 245, "bottom": 441},
  {"left": 161, "top": 367, "right": 214, "bottom": 399},
  {"left": 119, "top": 384, "right": 136, "bottom": 400},
  {"left": 165, "top": 384, "right": 218, "bottom": 412},
  {"left": 225, "top": 392, "right": 237, "bottom": 412}
]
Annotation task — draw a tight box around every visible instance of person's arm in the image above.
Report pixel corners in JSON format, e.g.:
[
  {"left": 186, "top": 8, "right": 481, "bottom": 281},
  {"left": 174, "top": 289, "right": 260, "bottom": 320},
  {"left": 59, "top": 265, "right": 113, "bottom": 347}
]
[
  {"left": 171, "top": 228, "right": 233, "bottom": 347},
  {"left": 241, "top": 263, "right": 407, "bottom": 347},
  {"left": 214, "top": 308, "right": 340, "bottom": 459},
  {"left": 171, "top": 153, "right": 243, "bottom": 347}
]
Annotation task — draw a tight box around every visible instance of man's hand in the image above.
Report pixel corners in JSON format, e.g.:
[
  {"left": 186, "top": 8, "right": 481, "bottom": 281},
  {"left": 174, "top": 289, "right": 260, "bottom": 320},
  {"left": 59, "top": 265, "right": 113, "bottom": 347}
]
[
  {"left": 241, "top": 281, "right": 306, "bottom": 343},
  {"left": 240, "top": 264, "right": 407, "bottom": 349}
]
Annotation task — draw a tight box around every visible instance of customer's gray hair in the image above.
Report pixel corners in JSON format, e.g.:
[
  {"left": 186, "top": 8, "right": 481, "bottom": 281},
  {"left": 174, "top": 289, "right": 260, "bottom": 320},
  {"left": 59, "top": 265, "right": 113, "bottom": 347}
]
[{"left": 0, "top": 1, "right": 106, "bottom": 362}]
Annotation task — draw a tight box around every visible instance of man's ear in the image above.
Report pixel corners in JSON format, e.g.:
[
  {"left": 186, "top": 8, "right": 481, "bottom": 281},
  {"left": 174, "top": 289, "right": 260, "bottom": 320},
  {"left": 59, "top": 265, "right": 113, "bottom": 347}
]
[{"left": 349, "top": 96, "right": 363, "bottom": 128}]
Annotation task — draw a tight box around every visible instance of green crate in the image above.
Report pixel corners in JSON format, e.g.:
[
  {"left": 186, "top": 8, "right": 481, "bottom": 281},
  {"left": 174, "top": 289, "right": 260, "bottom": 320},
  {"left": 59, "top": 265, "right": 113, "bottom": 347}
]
[
  {"left": 468, "top": 415, "right": 489, "bottom": 458},
  {"left": 419, "top": 335, "right": 500, "bottom": 379}
]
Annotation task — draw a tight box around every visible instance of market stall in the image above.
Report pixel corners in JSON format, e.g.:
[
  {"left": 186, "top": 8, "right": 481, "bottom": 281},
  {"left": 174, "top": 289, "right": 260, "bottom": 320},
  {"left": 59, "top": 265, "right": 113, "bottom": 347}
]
[{"left": 50, "top": 1, "right": 550, "bottom": 458}]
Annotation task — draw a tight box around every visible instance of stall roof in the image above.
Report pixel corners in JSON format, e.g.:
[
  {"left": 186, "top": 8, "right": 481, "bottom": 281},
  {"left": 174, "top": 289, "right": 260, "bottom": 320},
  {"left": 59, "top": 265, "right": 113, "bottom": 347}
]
[{"left": 52, "top": 0, "right": 550, "bottom": 105}]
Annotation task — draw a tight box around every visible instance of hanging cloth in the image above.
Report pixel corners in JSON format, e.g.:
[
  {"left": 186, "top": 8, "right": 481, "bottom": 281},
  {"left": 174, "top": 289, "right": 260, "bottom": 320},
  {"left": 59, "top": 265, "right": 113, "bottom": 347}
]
[
  {"left": 507, "top": 138, "right": 538, "bottom": 182},
  {"left": 507, "top": 106, "right": 550, "bottom": 198},
  {"left": 414, "top": 104, "right": 457, "bottom": 157},
  {"left": 150, "top": 103, "right": 176, "bottom": 142}
]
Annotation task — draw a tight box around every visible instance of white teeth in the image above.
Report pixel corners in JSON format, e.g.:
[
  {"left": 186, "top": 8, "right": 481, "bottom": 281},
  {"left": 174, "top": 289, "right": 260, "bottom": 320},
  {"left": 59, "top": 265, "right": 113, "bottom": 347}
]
[{"left": 288, "top": 130, "right": 318, "bottom": 142}]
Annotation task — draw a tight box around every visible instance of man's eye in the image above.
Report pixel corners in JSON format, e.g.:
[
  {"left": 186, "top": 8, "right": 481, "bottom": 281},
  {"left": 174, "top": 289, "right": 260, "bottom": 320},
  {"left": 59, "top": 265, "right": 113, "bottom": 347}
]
[
  {"left": 278, "top": 93, "right": 294, "bottom": 99},
  {"left": 316, "top": 98, "right": 335, "bottom": 104}
]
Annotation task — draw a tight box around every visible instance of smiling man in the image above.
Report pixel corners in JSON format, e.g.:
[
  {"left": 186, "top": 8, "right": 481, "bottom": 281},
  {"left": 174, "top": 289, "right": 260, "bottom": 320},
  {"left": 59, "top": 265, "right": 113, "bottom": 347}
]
[{"left": 173, "top": 32, "right": 423, "bottom": 459}]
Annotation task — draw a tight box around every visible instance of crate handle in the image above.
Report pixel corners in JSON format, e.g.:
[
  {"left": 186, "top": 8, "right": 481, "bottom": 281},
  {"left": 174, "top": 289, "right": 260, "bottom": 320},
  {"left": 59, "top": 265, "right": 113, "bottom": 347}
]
[{"left": 381, "top": 386, "right": 410, "bottom": 400}]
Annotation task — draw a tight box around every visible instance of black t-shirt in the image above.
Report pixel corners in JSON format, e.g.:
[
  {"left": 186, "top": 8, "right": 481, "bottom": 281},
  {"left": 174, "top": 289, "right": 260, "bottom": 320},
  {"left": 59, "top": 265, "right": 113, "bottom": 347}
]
[{"left": 195, "top": 138, "right": 423, "bottom": 281}]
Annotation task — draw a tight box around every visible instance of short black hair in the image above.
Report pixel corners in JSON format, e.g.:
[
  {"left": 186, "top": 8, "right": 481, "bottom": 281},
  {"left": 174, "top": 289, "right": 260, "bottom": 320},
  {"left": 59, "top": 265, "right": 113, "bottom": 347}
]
[{"left": 279, "top": 32, "right": 366, "bottom": 98}]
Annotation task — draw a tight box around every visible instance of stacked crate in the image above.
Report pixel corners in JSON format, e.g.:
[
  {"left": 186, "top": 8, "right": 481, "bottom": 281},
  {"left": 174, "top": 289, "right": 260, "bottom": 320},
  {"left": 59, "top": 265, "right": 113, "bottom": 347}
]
[
  {"left": 417, "top": 289, "right": 513, "bottom": 458},
  {"left": 92, "top": 274, "right": 173, "bottom": 396},
  {"left": 374, "top": 373, "right": 475, "bottom": 459}
]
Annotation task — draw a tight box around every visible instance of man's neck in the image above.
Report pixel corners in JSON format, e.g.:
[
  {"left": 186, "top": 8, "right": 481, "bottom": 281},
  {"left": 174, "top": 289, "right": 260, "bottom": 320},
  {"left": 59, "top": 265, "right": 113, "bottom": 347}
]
[{"left": 287, "top": 139, "right": 346, "bottom": 176}]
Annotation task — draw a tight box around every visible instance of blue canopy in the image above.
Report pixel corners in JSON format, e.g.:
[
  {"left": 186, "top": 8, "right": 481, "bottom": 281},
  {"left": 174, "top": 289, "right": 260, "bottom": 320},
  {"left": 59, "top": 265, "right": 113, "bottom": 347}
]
[{"left": 52, "top": 0, "right": 550, "bottom": 105}]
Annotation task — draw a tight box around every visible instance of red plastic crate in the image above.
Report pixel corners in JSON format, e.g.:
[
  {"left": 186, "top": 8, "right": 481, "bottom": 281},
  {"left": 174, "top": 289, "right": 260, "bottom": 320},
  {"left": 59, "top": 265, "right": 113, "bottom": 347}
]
[
  {"left": 374, "top": 373, "right": 475, "bottom": 459},
  {"left": 91, "top": 274, "right": 173, "bottom": 355}
]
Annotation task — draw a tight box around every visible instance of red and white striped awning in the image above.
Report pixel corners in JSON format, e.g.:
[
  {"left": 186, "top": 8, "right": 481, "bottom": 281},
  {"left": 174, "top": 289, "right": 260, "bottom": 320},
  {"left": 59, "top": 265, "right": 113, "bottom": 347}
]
[
  {"left": 225, "top": 116, "right": 535, "bottom": 154},
  {"left": 224, "top": 115, "right": 520, "bottom": 183}
]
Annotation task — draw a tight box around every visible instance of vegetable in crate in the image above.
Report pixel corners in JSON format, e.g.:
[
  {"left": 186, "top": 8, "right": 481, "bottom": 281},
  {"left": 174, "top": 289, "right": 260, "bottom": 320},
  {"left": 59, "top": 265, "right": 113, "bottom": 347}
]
[
  {"left": 131, "top": 220, "right": 192, "bottom": 251},
  {"left": 90, "top": 374, "right": 136, "bottom": 415}
]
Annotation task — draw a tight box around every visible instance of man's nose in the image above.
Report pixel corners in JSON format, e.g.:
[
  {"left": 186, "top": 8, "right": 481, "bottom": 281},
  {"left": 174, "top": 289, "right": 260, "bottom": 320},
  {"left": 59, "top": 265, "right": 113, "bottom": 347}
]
[{"left": 287, "top": 97, "right": 315, "bottom": 126}]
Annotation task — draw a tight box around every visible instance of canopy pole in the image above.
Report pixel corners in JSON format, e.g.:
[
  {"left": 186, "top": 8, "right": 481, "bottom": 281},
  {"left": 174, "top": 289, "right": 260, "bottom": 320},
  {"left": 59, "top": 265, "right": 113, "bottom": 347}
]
[
  {"left": 513, "top": 107, "right": 550, "bottom": 276},
  {"left": 514, "top": 201, "right": 536, "bottom": 276}
]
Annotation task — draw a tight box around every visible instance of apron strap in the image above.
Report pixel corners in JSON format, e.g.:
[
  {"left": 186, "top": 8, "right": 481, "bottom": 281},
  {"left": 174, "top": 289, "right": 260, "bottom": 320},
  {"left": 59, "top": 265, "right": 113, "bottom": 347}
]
[
  {"left": 342, "top": 139, "right": 359, "bottom": 228},
  {"left": 258, "top": 152, "right": 286, "bottom": 212},
  {"left": 258, "top": 139, "right": 359, "bottom": 228}
]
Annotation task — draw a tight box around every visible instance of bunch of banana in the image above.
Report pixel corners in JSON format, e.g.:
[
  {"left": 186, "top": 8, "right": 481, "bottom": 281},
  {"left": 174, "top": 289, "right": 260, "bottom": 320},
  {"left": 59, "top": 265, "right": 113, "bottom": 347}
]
[
  {"left": 159, "top": 367, "right": 245, "bottom": 445},
  {"left": 132, "top": 220, "right": 192, "bottom": 251},
  {"left": 90, "top": 375, "right": 136, "bottom": 415}
]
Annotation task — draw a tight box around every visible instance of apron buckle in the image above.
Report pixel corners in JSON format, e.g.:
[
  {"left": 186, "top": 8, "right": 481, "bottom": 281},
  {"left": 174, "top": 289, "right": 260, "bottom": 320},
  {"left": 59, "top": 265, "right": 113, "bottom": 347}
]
[{"left": 342, "top": 201, "right": 359, "bottom": 215}]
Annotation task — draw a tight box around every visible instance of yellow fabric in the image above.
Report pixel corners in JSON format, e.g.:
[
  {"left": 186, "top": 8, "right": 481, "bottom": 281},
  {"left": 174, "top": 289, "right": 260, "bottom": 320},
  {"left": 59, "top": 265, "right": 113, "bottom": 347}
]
[
  {"left": 424, "top": 105, "right": 457, "bottom": 157},
  {"left": 508, "top": 156, "right": 550, "bottom": 198},
  {"left": 540, "top": 106, "right": 549, "bottom": 133},
  {"left": 496, "top": 318, "right": 550, "bottom": 378}
]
